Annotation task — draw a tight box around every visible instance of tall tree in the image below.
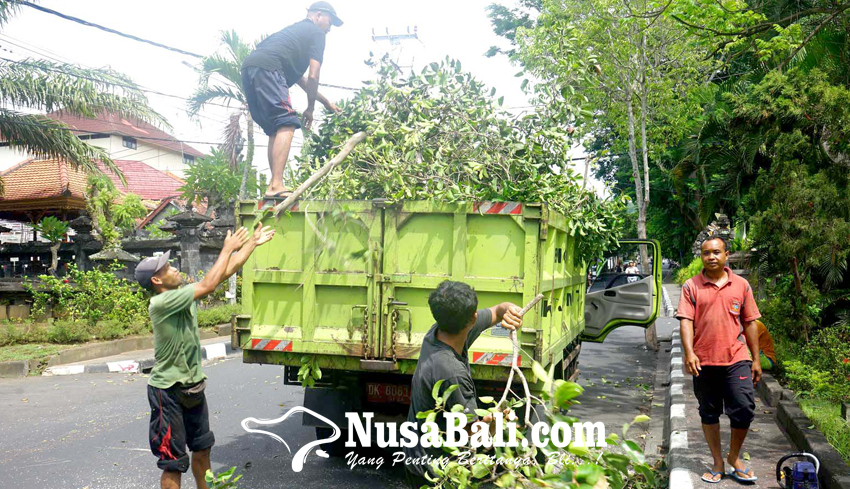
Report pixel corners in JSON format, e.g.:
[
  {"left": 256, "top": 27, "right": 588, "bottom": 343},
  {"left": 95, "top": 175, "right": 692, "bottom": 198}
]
[
  {"left": 508, "top": 0, "right": 714, "bottom": 347},
  {"left": 85, "top": 175, "right": 147, "bottom": 250},
  {"left": 0, "top": 2, "right": 168, "bottom": 194},
  {"left": 187, "top": 30, "right": 257, "bottom": 199}
]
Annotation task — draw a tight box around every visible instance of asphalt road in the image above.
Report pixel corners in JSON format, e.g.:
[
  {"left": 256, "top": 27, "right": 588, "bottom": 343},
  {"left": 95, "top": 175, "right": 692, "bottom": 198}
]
[{"left": 0, "top": 325, "right": 661, "bottom": 489}]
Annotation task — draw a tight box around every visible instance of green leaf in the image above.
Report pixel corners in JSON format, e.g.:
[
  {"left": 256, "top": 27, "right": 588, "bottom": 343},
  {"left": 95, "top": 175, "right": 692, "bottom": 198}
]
[
  {"left": 416, "top": 410, "right": 434, "bottom": 419},
  {"left": 474, "top": 409, "right": 491, "bottom": 417},
  {"left": 426, "top": 411, "right": 437, "bottom": 425},
  {"left": 478, "top": 396, "right": 495, "bottom": 404},
  {"left": 532, "top": 360, "right": 549, "bottom": 383},
  {"left": 432, "top": 379, "right": 445, "bottom": 401},
  {"left": 554, "top": 381, "right": 584, "bottom": 407},
  {"left": 632, "top": 414, "right": 650, "bottom": 424},
  {"left": 451, "top": 404, "right": 465, "bottom": 413},
  {"left": 471, "top": 462, "right": 489, "bottom": 479}
]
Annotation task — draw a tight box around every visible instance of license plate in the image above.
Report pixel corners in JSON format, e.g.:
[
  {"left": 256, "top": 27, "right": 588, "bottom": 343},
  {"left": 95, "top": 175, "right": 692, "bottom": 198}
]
[{"left": 366, "top": 383, "right": 411, "bottom": 404}]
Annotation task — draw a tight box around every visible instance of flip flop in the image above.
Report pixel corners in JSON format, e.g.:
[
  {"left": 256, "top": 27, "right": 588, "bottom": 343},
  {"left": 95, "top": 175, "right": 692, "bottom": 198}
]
[
  {"left": 701, "top": 470, "right": 724, "bottom": 483},
  {"left": 728, "top": 467, "right": 758, "bottom": 483},
  {"left": 264, "top": 190, "right": 293, "bottom": 200}
]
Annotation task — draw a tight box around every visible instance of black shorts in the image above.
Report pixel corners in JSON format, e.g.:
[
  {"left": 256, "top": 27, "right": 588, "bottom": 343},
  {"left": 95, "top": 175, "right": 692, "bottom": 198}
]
[
  {"left": 241, "top": 66, "right": 302, "bottom": 135},
  {"left": 147, "top": 383, "right": 215, "bottom": 473},
  {"left": 692, "top": 360, "right": 755, "bottom": 429}
]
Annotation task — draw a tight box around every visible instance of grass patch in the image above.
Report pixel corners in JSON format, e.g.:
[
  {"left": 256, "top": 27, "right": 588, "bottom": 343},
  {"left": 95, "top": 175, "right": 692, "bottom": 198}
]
[
  {"left": 0, "top": 343, "right": 66, "bottom": 363},
  {"left": 197, "top": 304, "right": 240, "bottom": 330},
  {"left": 799, "top": 399, "right": 850, "bottom": 465}
]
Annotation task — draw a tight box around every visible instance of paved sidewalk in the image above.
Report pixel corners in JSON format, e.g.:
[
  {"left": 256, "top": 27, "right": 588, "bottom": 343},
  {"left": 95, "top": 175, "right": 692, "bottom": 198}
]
[
  {"left": 664, "top": 283, "right": 796, "bottom": 489},
  {"left": 42, "top": 335, "right": 235, "bottom": 376}
]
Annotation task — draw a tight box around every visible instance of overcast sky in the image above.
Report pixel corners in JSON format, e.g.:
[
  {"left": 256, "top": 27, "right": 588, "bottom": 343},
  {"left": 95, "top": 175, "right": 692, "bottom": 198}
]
[{"left": 1, "top": 0, "right": 603, "bottom": 194}]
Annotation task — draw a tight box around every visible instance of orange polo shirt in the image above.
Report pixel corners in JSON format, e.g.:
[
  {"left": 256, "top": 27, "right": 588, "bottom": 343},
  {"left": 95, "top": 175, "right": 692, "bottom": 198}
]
[{"left": 676, "top": 267, "right": 761, "bottom": 366}]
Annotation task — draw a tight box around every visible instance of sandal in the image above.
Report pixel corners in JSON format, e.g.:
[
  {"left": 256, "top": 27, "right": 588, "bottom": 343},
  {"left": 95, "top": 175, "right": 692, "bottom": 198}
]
[
  {"left": 264, "top": 190, "right": 293, "bottom": 200},
  {"left": 701, "top": 470, "right": 724, "bottom": 483},
  {"left": 728, "top": 467, "right": 758, "bottom": 483}
]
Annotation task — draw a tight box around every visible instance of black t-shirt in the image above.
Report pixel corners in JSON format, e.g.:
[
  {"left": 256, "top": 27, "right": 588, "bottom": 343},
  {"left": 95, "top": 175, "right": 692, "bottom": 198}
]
[
  {"left": 242, "top": 19, "right": 326, "bottom": 87},
  {"left": 403, "top": 308, "right": 493, "bottom": 476}
]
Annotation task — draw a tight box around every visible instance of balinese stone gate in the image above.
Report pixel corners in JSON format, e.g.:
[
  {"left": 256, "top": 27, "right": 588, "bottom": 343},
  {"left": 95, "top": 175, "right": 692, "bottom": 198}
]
[
  {"left": 0, "top": 209, "right": 236, "bottom": 314},
  {"left": 690, "top": 213, "right": 735, "bottom": 257}
]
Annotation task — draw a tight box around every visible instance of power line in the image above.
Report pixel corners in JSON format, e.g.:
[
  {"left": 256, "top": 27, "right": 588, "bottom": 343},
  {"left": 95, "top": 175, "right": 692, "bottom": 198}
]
[
  {"left": 18, "top": 1, "right": 205, "bottom": 58},
  {"left": 17, "top": 1, "right": 360, "bottom": 91}
]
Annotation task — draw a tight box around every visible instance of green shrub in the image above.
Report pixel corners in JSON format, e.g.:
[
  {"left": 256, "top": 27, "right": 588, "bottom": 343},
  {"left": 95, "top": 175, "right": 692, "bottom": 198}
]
[
  {"left": 675, "top": 256, "right": 703, "bottom": 284},
  {"left": 197, "top": 304, "right": 240, "bottom": 329},
  {"left": 47, "top": 321, "right": 90, "bottom": 344},
  {"left": 91, "top": 320, "right": 125, "bottom": 341},
  {"left": 26, "top": 263, "right": 149, "bottom": 326},
  {"left": 0, "top": 323, "right": 24, "bottom": 346},
  {"left": 799, "top": 399, "right": 850, "bottom": 464}
]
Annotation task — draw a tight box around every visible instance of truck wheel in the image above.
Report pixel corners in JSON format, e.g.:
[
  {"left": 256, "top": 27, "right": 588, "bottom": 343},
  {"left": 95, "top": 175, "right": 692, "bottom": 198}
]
[{"left": 315, "top": 426, "right": 349, "bottom": 457}]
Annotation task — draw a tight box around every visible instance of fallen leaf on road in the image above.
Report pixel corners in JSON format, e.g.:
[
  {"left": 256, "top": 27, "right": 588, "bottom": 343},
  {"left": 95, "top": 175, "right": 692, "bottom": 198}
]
[
  {"left": 21, "top": 398, "right": 28, "bottom": 402},
  {"left": 653, "top": 403, "right": 663, "bottom": 407},
  {"left": 245, "top": 462, "right": 253, "bottom": 469},
  {"left": 764, "top": 411, "right": 771, "bottom": 414},
  {"left": 807, "top": 425, "right": 815, "bottom": 429},
  {"left": 743, "top": 452, "right": 750, "bottom": 461},
  {"left": 751, "top": 428, "right": 760, "bottom": 432}
]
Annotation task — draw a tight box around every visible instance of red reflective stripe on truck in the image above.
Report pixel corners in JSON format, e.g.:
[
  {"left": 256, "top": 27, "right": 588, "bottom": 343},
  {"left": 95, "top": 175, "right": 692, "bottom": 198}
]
[
  {"left": 473, "top": 202, "right": 522, "bottom": 215},
  {"left": 249, "top": 339, "right": 293, "bottom": 351},
  {"left": 472, "top": 352, "right": 521, "bottom": 366}
]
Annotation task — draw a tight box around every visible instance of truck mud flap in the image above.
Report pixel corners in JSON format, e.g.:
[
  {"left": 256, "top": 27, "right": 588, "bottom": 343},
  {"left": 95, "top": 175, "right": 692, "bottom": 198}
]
[{"left": 302, "top": 386, "right": 361, "bottom": 428}]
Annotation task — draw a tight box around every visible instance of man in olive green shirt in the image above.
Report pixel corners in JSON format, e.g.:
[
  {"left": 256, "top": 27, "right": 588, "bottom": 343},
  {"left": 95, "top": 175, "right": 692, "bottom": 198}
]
[{"left": 135, "top": 224, "right": 274, "bottom": 489}]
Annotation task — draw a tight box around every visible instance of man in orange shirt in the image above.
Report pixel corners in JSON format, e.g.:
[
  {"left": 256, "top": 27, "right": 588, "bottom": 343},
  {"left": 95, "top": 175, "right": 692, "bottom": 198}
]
[
  {"left": 677, "top": 237, "right": 762, "bottom": 484},
  {"left": 755, "top": 320, "right": 777, "bottom": 370}
]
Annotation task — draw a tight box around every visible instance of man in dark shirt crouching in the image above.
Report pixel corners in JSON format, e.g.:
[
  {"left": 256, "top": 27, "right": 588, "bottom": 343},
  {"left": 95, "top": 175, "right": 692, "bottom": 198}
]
[{"left": 403, "top": 280, "right": 523, "bottom": 488}]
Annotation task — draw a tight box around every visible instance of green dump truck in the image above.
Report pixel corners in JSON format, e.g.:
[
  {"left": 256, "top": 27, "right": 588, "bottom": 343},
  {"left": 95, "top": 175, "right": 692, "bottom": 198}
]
[{"left": 233, "top": 199, "right": 661, "bottom": 443}]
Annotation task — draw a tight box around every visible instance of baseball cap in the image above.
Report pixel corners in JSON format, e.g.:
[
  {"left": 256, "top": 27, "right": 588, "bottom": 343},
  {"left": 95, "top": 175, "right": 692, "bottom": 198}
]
[
  {"left": 135, "top": 251, "right": 171, "bottom": 291},
  {"left": 308, "top": 1, "right": 343, "bottom": 26}
]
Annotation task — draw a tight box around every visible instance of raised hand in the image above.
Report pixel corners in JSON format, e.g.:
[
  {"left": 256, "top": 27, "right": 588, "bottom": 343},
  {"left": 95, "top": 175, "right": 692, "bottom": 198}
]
[
  {"left": 253, "top": 222, "right": 275, "bottom": 246},
  {"left": 224, "top": 227, "right": 250, "bottom": 252}
]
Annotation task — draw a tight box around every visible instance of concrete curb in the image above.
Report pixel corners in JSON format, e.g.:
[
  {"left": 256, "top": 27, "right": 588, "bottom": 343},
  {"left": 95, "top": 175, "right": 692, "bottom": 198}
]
[
  {"left": 0, "top": 360, "right": 29, "bottom": 378},
  {"left": 665, "top": 327, "right": 694, "bottom": 489},
  {"left": 42, "top": 341, "right": 237, "bottom": 376},
  {"left": 661, "top": 286, "right": 676, "bottom": 317},
  {"left": 755, "top": 371, "right": 850, "bottom": 489}
]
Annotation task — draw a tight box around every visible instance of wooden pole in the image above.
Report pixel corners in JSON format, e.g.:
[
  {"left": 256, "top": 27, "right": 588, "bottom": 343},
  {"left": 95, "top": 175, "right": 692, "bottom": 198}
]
[{"left": 272, "top": 131, "right": 368, "bottom": 217}]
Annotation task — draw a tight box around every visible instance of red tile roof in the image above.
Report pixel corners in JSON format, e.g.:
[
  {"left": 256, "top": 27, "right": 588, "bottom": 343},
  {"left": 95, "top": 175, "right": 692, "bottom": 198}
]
[
  {"left": 46, "top": 111, "right": 205, "bottom": 158},
  {"left": 100, "top": 160, "right": 185, "bottom": 201},
  {"left": 0, "top": 158, "right": 88, "bottom": 201}
]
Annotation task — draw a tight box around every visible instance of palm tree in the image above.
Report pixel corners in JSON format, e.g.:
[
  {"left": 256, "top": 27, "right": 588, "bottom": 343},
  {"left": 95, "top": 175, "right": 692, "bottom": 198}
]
[
  {"left": 187, "top": 30, "right": 257, "bottom": 199},
  {"left": 0, "top": 2, "right": 169, "bottom": 196}
]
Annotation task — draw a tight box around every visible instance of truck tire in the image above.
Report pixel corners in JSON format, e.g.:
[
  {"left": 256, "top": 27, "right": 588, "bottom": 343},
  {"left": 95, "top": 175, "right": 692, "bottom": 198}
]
[{"left": 315, "top": 427, "right": 349, "bottom": 457}]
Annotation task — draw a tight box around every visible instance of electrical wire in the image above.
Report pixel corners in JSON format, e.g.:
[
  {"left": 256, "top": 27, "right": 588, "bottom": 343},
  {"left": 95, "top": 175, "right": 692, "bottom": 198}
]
[
  {"left": 18, "top": 1, "right": 205, "bottom": 58},
  {"left": 16, "top": 1, "right": 360, "bottom": 91}
]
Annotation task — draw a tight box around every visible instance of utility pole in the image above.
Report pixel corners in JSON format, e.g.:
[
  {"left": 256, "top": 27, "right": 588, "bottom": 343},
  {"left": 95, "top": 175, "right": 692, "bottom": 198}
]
[{"left": 371, "top": 26, "right": 420, "bottom": 72}]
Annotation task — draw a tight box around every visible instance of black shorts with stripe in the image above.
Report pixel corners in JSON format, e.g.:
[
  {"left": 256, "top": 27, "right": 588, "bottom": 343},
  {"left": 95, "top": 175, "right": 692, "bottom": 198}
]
[
  {"left": 147, "top": 383, "right": 215, "bottom": 473},
  {"left": 241, "top": 66, "right": 302, "bottom": 136}
]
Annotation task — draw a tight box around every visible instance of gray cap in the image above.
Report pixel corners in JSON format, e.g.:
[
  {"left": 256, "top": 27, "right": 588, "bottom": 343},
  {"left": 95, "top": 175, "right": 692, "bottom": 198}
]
[
  {"left": 135, "top": 251, "right": 171, "bottom": 291},
  {"left": 308, "top": 1, "right": 343, "bottom": 26}
]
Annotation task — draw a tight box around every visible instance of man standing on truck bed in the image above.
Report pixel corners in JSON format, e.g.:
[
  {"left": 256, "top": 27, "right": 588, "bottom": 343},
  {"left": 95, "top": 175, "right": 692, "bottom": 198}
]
[
  {"left": 677, "top": 236, "right": 762, "bottom": 484},
  {"left": 135, "top": 223, "right": 274, "bottom": 489},
  {"left": 403, "top": 280, "right": 523, "bottom": 488},
  {"left": 241, "top": 1, "right": 343, "bottom": 199}
]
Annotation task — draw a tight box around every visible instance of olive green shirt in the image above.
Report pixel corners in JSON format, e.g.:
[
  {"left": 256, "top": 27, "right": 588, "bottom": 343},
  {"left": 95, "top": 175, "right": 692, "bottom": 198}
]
[{"left": 148, "top": 284, "right": 206, "bottom": 389}]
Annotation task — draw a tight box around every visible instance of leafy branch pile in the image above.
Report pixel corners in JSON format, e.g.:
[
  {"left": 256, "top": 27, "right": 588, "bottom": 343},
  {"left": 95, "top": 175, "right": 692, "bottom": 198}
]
[
  {"left": 294, "top": 57, "right": 626, "bottom": 263},
  {"left": 418, "top": 361, "right": 657, "bottom": 488}
]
